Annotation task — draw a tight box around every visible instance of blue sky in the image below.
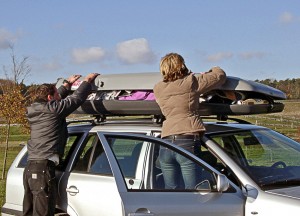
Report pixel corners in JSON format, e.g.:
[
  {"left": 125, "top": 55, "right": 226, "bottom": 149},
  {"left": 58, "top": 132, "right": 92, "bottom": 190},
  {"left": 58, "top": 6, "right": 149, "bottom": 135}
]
[{"left": 0, "top": 0, "right": 299, "bottom": 84}]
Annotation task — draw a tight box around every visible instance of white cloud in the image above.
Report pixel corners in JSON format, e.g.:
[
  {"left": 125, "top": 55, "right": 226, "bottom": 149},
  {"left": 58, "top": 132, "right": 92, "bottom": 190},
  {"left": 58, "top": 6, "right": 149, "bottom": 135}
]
[
  {"left": 42, "top": 61, "right": 63, "bottom": 71},
  {"left": 71, "top": 47, "right": 106, "bottom": 64},
  {"left": 0, "top": 28, "right": 19, "bottom": 50},
  {"left": 116, "top": 38, "right": 156, "bottom": 64},
  {"left": 30, "top": 56, "right": 63, "bottom": 75},
  {"left": 239, "top": 52, "right": 266, "bottom": 60},
  {"left": 206, "top": 52, "right": 233, "bottom": 62},
  {"left": 279, "top": 12, "right": 295, "bottom": 24}
]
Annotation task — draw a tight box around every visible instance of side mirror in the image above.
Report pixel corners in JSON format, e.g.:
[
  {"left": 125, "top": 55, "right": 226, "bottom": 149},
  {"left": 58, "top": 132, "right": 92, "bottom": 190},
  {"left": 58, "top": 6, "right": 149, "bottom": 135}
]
[
  {"left": 243, "top": 184, "right": 258, "bottom": 202},
  {"left": 217, "top": 174, "right": 230, "bottom": 192}
]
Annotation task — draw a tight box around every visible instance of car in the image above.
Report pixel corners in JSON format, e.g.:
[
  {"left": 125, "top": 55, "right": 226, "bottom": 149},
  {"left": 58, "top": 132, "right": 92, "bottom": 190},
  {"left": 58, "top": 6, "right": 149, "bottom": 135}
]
[{"left": 2, "top": 73, "right": 300, "bottom": 216}]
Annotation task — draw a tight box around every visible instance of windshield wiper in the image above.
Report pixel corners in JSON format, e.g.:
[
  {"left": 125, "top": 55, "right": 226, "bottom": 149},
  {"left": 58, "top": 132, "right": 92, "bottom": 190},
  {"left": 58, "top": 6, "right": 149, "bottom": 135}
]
[{"left": 261, "top": 178, "right": 300, "bottom": 188}]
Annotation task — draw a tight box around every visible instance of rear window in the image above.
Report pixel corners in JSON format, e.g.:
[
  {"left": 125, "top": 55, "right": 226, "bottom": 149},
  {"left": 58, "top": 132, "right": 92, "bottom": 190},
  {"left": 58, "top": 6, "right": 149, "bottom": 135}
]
[{"left": 17, "top": 133, "right": 84, "bottom": 169}]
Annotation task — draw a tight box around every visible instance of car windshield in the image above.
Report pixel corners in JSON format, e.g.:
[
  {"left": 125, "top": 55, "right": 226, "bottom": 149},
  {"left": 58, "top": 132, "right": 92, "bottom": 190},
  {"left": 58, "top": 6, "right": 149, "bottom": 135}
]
[{"left": 209, "top": 128, "right": 300, "bottom": 190}]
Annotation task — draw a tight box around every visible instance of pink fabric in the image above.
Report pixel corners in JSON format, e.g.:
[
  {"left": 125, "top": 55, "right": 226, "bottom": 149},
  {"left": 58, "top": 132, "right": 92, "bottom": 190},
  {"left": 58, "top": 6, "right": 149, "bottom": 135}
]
[{"left": 118, "top": 91, "right": 155, "bottom": 100}]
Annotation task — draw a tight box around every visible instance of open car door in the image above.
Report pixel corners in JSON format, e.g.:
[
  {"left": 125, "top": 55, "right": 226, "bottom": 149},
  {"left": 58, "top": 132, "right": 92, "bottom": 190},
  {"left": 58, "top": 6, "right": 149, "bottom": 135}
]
[{"left": 96, "top": 132, "right": 245, "bottom": 216}]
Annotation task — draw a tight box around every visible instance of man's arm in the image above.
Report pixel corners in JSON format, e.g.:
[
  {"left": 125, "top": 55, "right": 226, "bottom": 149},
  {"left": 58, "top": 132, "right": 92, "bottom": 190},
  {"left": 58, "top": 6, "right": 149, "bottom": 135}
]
[
  {"left": 58, "top": 75, "right": 82, "bottom": 99},
  {"left": 50, "top": 73, "right": 99, "bottom": 117}
]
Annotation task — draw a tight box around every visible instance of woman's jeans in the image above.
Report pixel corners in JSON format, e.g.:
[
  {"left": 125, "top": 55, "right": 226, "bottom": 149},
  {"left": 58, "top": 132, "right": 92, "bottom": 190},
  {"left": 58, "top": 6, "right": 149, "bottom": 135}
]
[{"left": 159, "top": 138, "right": 201, "bottom": 189}]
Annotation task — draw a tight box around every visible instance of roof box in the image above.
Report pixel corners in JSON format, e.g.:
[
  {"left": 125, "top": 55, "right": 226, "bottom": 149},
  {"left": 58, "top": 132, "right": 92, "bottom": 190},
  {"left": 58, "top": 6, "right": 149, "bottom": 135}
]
[{"left": 56, "top": 72, "right": 286, "bottom": 117}]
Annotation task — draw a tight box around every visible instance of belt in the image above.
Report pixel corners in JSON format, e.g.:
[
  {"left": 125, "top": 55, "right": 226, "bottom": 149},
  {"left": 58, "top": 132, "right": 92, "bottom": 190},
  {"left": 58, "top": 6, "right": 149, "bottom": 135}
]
[
  {"left": 28, "top": 160, "right": 55, "bottom": 166},
  {"left": 163, "top": 134, "right": 201, "bottom": 141}
]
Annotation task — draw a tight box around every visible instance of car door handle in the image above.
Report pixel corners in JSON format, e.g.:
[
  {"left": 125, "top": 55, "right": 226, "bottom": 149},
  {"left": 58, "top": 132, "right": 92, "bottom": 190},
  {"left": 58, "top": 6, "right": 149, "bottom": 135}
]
[
  {"left": 128, "top": 208, "right": 154, "bottom": 216},
  {"left": 66, "top": 186, "right": 79, "bottom": 196}
]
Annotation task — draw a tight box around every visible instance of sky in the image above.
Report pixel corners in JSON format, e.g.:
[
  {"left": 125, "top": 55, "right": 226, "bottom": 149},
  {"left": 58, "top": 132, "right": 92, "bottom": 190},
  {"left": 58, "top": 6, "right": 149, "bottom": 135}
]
[{"left": 0, "top": 0, "right": 299, "bottom": 85}]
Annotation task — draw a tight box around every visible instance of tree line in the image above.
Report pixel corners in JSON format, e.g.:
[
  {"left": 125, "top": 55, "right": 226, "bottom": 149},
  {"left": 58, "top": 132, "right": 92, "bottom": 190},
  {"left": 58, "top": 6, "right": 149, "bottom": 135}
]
[{"left": 256, "top": 78, "right": 300, "bottom": 99}]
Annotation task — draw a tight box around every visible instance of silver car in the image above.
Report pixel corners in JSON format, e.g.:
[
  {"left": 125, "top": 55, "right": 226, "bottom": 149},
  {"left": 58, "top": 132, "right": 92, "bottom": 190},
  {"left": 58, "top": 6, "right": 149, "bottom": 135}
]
[
  {"left": 2, "top": 118, "right": 300, "bottom": 216},
  {"left": 2, "top": 73, "right": 299, "bottom": 215}
]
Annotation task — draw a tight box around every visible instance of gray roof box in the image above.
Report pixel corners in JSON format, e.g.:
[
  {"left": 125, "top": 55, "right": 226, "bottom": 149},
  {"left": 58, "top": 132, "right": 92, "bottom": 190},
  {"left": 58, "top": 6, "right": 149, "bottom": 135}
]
[{"left": 56, "top": 72, "right": 286, "bottom": 117}]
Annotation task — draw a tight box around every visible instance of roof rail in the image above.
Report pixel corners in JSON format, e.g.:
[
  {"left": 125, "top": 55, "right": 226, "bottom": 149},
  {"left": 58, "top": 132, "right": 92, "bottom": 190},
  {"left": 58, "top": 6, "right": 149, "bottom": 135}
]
[
  {"left": 90, "top": 114, "right": 165, "bottom": 124},
  {"left": 202, "top": 115, "right": 252, "bottom": 124},
  {"left": 94, "top": 115, "right": 106, "bottom": 123},
  {"left": 66, "top": 119, "right": 96, "bottom": 126},
  {"left": 66, "top": 114, "right": 253, "bottom": 126}
]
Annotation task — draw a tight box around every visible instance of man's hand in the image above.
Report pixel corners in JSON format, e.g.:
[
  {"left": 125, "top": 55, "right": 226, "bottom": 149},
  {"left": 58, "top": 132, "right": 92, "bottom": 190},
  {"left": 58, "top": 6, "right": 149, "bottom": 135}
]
[
  {"left": 67, "top": 75, "right": 82, "bottom": 84},
  {"left": 63, "top": 75, "right": 82, "bottom": 88},
  {"left": 84, "top": 73, "right": 100, "bottom": 83}
]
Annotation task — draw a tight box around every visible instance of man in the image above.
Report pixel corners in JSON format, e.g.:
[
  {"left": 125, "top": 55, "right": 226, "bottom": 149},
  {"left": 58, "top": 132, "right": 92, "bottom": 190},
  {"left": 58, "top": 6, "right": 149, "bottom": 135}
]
[{"left": 23, "top": 73, "right": 99, "bottom": 216}]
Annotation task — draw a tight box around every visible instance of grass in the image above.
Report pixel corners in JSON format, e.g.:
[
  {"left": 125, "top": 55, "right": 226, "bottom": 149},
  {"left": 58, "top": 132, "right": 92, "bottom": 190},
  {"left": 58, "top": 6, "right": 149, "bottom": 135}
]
[
  {"left": 0, "top": 100, "right": 299, "bottom": 209},
  {"left": 238, "top": 101, "right": 300, "bottom": 142}
]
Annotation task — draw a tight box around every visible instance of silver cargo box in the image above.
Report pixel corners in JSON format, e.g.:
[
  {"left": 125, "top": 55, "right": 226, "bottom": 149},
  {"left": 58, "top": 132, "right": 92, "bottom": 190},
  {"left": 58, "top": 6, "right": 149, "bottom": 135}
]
[{"left": 56, "top": 72, "right": 286, "bottom": 117}]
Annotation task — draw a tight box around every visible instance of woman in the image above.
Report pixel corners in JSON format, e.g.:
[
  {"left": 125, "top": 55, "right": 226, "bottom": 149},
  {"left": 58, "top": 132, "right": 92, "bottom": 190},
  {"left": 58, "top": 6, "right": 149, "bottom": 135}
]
[{"left": 154, "top": 53, "right": 226, "bottom": 189}]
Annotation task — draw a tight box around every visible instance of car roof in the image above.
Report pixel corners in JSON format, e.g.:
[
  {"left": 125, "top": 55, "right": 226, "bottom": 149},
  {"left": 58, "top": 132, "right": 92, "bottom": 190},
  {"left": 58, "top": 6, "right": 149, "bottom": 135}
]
[
  {"left": 67, "top": 118, "right": 265, "bottom": 135},
  {"left": 68, "top": 119, "right": 162, "bottom": 134},
  {"left": 204, "top": 122, "right": 265, "bottom": 134}
]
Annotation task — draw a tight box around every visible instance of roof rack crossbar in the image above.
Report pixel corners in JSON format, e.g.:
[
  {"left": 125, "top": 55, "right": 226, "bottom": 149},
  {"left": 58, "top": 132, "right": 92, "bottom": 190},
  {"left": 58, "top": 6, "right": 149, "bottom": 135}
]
[
  {"left": 67, "top": 119, "right": 96, "bottom": 125},
  {"left": 201, "top": 115, "right": 252, "bottom": 124}
]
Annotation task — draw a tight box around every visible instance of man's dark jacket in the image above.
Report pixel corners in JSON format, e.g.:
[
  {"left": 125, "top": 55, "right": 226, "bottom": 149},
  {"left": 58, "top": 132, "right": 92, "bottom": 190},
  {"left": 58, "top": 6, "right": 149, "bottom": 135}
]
[{"left": 26, "top": 81, "right": 92, "bottom": 160}]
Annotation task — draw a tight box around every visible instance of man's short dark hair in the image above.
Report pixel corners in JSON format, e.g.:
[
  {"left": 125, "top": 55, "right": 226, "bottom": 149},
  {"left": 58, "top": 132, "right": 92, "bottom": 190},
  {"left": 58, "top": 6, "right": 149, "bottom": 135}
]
[{"left": 29, "top": 83, "right": 56, "bottom": 102}]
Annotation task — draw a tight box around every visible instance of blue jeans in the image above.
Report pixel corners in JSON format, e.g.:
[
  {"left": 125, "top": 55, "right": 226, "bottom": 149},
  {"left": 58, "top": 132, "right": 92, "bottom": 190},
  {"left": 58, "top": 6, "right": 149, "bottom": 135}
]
[{"left": 159, "top": 139, "right": 201, "bottom": 189}]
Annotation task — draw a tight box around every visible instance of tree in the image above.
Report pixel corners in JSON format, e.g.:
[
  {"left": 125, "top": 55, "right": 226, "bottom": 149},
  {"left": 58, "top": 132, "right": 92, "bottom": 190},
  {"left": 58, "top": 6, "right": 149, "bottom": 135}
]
[
  {"left": 2, "top": 45, "right": 31, "bottom": 84},
  {"left": 0, "top": 45, "right": 31, "bottom": 179},
  {"left": 257, "top": 78, "right": 300, "bottom": 99}
]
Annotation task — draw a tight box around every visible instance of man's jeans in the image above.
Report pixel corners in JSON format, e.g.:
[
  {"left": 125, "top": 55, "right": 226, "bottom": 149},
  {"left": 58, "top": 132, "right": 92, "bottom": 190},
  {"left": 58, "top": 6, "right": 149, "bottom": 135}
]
[
  {"left": 23, "top": 160, "right": 56, "bottom": 216},
  {"left": 159, "top": 138, "right": 201, "bottom": 189}
]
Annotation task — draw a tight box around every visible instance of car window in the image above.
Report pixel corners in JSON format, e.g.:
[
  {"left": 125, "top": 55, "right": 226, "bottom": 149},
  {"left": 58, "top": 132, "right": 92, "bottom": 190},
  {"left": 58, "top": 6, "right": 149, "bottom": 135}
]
[
  {"left": 210, "top": 133, "right": 247, "bottom": 166},
  {"left": 209, "top": 129, "right": 300, "bottom": 188},
  {"left": 104, "top": 135, "right": 218, "bottom": 192},
  {"left": 17, "top": 133, "right": 83, "bottom": 168},
  {"left": 59, "top": 133, "right": 84, "bottom": 169},
  {"left": 72, "top": 134, "right": 113, "bottom": 176}
]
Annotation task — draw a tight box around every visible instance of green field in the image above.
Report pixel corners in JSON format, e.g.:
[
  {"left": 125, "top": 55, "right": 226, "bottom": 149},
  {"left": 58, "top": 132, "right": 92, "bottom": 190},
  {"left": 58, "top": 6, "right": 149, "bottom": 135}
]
[{"left": 0, "top": 100, "right": 300, "bottom": 209}]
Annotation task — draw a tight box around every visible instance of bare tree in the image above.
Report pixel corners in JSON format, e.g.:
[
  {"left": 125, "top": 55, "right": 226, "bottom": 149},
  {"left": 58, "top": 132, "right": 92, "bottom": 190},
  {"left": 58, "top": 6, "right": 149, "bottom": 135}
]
[
  {"left": 0, "top": 45, "right": 31, "bottom": 179},
  {"left": 2, "top": 44, "right": 31, "bottom": 84}
]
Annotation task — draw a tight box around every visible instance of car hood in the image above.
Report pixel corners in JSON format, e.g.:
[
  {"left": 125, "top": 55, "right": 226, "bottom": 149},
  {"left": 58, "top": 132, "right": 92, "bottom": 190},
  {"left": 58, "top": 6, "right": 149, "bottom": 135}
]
[{"left": 267, "top": 186, "right": 300, "bottom": 199}]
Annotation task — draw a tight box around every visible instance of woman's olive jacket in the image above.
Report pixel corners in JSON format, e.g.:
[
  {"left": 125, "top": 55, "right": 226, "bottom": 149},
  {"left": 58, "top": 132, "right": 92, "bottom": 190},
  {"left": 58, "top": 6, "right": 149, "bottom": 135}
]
[{"left": 154, "top": 67, "right": 226, "bottom": 138}]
